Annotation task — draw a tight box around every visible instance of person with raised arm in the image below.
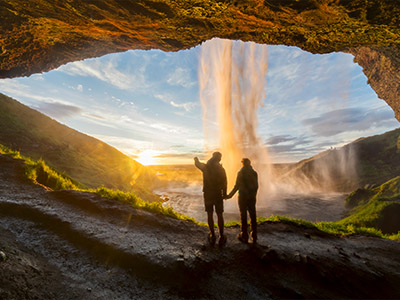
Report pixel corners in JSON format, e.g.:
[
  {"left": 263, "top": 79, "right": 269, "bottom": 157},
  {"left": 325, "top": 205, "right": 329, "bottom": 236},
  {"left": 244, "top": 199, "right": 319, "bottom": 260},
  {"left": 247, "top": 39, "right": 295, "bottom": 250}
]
[{"left": 194, "top": 152, "right": 227, "bottom": 246}]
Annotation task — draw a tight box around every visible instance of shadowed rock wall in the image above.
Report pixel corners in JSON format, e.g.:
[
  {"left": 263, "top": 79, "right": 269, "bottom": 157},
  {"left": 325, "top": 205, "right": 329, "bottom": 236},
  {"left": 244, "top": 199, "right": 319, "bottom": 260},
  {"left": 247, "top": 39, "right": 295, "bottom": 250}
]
[{"left": 1, "top": 0, "right": 400, "bottom": 119}]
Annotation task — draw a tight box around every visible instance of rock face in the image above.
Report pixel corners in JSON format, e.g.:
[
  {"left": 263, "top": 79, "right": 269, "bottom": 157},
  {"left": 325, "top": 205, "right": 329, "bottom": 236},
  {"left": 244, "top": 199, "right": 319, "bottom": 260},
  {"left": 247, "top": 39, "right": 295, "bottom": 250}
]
[
  {"left": 1, "top": 0, "right": 400, "bottom": 119},
  {"left": 348, "top": 46, "right": 400, "bottom": 120}
]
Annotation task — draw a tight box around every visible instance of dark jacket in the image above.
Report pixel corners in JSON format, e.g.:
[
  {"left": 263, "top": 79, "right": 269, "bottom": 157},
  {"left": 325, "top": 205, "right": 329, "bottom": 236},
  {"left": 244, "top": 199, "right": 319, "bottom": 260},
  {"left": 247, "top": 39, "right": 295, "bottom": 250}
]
[
  {"left": 195, "top": 157, "right": 227, "bottom": 197},
  {"left": 231, "top": 165, "right": 258, "bottom": 198}
]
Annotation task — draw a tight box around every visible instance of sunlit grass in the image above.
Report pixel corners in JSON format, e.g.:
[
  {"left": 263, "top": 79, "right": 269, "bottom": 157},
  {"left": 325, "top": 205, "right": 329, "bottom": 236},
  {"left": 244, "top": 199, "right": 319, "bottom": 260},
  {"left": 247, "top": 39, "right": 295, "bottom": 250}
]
[
  {"left": 1, "top": 143, "right": 398, "bottom": 240},
  {"left": 1, "top": 145, "right": 80, "bottom": 190},
  {"left": 0, "top": 144, "right": 23, "bottom": 159},
  {"left": 93, "top": 186, "right": 205, "bottom": 226},
  {"left": 0, "top": 143, "right": 204, "bottom": 225},
  {"left": 25, "top": 159, "right": 81, "bottom": 190},
  {"left": 226, "top": 214, "right": 399, "bottom": 241}
]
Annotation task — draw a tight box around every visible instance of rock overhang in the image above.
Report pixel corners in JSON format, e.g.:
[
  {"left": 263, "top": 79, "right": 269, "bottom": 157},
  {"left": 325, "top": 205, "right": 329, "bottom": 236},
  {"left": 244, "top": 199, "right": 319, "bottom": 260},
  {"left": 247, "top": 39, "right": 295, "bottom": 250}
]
[{"left": 1, "top": 0, "right": 400, "bottom": 119}]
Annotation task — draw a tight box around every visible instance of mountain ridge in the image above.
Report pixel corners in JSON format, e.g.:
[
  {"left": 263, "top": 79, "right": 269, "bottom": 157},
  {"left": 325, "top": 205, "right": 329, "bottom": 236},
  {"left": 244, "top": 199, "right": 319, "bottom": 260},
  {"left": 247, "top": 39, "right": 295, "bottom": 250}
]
[
  {"left": 277, "top": 127, "right": 400, "bottom": 192},
  {"left": 0, "top": 93, "right": 158, "bottom": 201}
]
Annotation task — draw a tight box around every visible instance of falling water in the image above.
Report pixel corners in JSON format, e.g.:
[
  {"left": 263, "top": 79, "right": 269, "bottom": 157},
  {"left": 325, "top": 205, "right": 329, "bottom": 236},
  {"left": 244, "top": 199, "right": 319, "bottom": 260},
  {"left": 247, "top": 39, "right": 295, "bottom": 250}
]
[
  {"left": 198, "top": 38, "right": 358, "bottom": 207},
  {"left": 199, "top": 38, "right": 274, "bottom": 205}
]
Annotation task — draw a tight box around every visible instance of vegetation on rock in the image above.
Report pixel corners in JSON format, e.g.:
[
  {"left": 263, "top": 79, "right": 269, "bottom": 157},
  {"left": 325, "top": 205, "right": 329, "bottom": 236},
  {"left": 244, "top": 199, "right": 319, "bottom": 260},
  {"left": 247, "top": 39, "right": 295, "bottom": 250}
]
[
  {"left": 339, "top": 176, "right": 400, "bottom": 234},
  {"left": 1, "top": 0, "right": 400, "bottom": 78},
  {"left": 3, "top": 142, "right": 399, "bottom": 240},
  {"left": 0, "top": 93, "right": 159, "bottom": 201}
]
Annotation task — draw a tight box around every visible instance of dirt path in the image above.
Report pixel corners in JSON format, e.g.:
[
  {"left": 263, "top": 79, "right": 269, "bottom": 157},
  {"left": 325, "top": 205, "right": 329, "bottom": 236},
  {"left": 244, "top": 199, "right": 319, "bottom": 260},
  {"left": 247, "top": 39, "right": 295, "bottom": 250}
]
[{"left": 1, "top": 154, "right": 400, "bottom": 299}]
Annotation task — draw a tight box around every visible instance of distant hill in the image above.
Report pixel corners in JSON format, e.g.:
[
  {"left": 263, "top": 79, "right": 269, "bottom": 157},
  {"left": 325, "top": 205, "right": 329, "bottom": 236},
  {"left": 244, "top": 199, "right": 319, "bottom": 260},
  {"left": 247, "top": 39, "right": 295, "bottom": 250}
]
[
  {"left": 276, "top": 128, "right": 400, "bottom": 192},
  {"left": 0, "top": 93, "right": 157, "bottom": 200}
]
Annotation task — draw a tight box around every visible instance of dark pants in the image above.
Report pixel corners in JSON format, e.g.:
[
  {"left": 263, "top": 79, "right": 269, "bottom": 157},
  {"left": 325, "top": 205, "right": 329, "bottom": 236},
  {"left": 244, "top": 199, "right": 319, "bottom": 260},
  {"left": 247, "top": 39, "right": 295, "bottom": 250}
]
[{"left": 238, "top": 196, "right": 257, "bottom": 240}]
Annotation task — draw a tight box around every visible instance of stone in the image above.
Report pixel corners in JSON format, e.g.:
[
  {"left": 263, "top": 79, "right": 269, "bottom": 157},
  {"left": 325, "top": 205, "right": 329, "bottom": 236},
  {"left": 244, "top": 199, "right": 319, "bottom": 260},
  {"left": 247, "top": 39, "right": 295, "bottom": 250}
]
[{"left": 0, "top": 1, "right": 400, "bottom": 119}]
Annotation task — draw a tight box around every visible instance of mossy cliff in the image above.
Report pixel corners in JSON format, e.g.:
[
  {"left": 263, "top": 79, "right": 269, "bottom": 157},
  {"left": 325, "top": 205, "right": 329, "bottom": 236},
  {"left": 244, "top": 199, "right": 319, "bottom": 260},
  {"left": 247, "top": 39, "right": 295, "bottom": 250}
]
[{"left": 1, "top": 0, "right": 400, "bottom": 119}]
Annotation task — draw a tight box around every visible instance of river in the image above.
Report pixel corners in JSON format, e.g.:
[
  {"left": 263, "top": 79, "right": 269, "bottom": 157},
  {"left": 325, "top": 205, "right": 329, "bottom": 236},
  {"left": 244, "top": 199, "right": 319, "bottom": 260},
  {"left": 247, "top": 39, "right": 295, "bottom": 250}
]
[{"left": 156, "top": 184, "right": 347, "bottom": 224}]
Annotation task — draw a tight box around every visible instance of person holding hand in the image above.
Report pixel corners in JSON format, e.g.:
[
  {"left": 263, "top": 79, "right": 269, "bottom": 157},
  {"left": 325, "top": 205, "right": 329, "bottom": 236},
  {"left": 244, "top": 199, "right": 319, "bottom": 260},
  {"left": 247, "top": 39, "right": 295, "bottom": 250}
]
[{"left": 226, "top": 158, "right": 258, "bottom": 244}]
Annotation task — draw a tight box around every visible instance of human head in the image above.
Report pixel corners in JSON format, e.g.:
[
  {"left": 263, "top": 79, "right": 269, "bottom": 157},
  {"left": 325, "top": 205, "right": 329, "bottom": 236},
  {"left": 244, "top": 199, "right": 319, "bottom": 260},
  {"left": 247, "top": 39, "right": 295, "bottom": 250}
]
[
  {"left": 212, "top": 151, "right": 222, "bottom": 162},
  {"left": 241, "top": 158, "right": 251, "bottom": 167}
]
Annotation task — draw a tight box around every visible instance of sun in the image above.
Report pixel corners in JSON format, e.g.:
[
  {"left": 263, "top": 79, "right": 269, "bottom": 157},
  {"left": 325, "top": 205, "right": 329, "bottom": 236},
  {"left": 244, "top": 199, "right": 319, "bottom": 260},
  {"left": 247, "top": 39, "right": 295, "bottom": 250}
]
[{"left": 137, "top": 150, "right": 156, "bottom": 165}]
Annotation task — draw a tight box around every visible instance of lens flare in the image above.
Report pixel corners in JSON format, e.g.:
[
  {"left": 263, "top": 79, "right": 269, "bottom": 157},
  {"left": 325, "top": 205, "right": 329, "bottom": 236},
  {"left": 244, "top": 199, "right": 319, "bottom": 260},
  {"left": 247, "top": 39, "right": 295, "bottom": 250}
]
[{"left": 137, "top": 150, "right": 156, "bottom": 165}]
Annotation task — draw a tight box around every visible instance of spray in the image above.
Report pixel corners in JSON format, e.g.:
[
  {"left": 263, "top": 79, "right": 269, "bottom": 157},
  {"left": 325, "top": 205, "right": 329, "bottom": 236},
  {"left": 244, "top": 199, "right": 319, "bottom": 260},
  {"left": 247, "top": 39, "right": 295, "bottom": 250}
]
[
  {"left": 199, "top": 38, "right": 273, "bottom": 205},
  {"left": 199, "top": 38, "right": 358, "bottom": 216}
]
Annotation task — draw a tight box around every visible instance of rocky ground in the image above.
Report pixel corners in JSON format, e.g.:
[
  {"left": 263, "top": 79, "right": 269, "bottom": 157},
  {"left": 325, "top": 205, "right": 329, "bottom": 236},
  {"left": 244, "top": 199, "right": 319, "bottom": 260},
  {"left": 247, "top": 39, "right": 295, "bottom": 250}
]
[{"left": 1, "top": 153, "right": 400, "bottom": 299}]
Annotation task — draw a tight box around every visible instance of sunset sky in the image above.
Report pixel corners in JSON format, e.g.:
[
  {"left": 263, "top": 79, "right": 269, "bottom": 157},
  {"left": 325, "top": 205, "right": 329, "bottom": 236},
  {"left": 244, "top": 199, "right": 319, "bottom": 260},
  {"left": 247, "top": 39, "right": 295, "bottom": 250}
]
[{"left": 0, "top": 38, "right": 398, "bottom": 165}]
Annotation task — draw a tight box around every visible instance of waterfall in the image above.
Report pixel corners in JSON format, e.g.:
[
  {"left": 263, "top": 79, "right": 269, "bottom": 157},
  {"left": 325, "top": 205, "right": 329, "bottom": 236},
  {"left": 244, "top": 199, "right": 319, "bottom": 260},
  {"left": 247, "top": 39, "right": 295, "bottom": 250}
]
[{"left": 199, "top": 38, "right": 274, "bottom": 203}]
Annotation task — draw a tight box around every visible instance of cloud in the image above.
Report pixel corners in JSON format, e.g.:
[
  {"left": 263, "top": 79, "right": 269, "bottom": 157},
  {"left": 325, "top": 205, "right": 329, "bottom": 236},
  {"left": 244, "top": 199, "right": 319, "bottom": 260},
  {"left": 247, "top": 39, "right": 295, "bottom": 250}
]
[
  {"left": 0, "top": 79, "right": 30, "bottom": 96},
  {"left": 263, "top": 133, "right": 315, "bottom": 162},
  {"left": 82, "top": 113, "right": 106, "bottom": 120},
  {"left": 167, "top": 67, "right": 196, "bottom": 88},
  {"left": 170, "top": 100, "right": 196, "bottom": 112},
  {"left": 302, "top": 107, "right": 397, "bottom": 137},
  {"left": 32, "top": 101, "right": 82, "bottom": 120},
  {"left": 265, "top": 135, "right": 296, "bottom": 145},
  {"left": 58, "top": 58, "right": 148, "bottom": 91},
  {"left": 154, "top": 93, "right": 197, "bottom": 112}
]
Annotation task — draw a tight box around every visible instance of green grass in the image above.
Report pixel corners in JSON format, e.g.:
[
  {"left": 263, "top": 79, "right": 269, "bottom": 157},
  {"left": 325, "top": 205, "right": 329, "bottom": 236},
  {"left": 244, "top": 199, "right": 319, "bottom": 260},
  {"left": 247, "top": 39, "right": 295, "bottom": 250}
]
[
  {"left": 1, "top": 143, "right": 399, "bottom": 240},
  {"left": 0, "top": 144, "right": 23, "bottom": 159},
  {"left": 0, "top": 94, "right": 157, "bottom": 200},
  {"left": 226, "top": 214, "right": 399, "bottom": 241},
  {"left": 93, "top": 186, "right": 204, "bottom": 226},
  {"left": 0, "top": 143, "right": 204, "bottom": 225},
  {"left": 25, "top": 159, "right": 81, "bottom": 191},
  {"left": 1, "top": 144, "right": 80, "bottom": 191},
  {"left": 339, "top": 177, "right": 400, "bottom": 231}
]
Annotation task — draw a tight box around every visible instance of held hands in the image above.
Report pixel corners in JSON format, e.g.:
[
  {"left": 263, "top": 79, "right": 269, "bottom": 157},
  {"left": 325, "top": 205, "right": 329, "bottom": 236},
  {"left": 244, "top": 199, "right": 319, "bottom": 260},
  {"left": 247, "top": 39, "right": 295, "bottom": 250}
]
[{"left": 224, "top": 192, "right": 234, "bottom": 200}]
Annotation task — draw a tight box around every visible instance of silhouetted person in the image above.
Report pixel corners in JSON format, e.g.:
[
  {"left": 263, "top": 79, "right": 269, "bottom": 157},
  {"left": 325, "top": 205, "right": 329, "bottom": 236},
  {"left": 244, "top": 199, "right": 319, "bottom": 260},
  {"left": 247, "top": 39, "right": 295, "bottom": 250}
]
[
  {"left": 194, "top": 152, "right": 227, "bottom": 246},
  {"left": 226, "top": 158, "right": 258, "bottom": 243}
]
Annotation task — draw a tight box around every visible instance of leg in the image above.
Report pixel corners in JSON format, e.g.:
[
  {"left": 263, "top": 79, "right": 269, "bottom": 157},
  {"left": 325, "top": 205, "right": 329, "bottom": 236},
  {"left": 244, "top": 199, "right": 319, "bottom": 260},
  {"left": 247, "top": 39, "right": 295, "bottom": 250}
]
[
  {"left": 248, "top": 197, "right": 257, "bottom": 242},
  {"left": 238, "top": 197, "right": 248, "bottom": 241},
  {"left": 206, "top": 210, "right": 216, "bottom": 245},
  {"left": 216, "top": 212, "right": 224, "bottom": 237},
  {"left": 215, "top": 199, "right": 227, "bottom": 246},
  {"left": 207, "top": 211, "right": 215, "bottom": 237}
]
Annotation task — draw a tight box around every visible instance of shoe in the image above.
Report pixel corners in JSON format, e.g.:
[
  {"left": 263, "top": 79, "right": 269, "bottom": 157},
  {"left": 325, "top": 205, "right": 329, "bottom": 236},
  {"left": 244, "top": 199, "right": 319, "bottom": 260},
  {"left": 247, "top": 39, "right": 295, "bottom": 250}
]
[
  {"left": 218, "top": 234, "right": 227, "bottom": 246},
  {"left": 208, "top": 233, "right": 216, "bottom": 246},
  {"left": 237, "top": 233, "right": 248, "bottom": 244}
]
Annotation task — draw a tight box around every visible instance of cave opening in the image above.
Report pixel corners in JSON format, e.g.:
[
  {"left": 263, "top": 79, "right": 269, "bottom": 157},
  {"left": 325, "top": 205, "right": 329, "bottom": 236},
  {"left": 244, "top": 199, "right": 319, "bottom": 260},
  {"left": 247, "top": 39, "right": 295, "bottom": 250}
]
[{"left": 0, "top": 39, "right": 399, "bottom": 222}]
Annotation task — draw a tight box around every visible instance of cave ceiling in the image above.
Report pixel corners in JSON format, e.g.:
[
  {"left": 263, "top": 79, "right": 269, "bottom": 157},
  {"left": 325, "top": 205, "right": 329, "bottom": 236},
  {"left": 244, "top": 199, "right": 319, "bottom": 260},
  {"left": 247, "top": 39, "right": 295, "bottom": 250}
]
[{"left": 1, "top": 0, "right": 400, "bottom": 120}]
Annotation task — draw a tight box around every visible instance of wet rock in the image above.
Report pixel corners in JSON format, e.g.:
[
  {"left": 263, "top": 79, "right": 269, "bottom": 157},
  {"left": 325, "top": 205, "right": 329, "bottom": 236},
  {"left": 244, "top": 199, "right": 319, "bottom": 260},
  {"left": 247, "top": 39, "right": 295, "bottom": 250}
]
[
  {"left": 1, "top": 155, "right": 400, "bottom": 299},
  {"left": 0, "top": 251, "right": 6, "bottom": 261}
]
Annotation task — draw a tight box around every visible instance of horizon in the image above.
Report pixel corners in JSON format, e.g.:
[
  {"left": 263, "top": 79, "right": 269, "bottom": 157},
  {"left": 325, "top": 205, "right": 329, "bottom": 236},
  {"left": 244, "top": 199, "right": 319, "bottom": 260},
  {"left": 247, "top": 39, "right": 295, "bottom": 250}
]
[{"left": 0, "top": 39, "right": 399, "bottom": 165}]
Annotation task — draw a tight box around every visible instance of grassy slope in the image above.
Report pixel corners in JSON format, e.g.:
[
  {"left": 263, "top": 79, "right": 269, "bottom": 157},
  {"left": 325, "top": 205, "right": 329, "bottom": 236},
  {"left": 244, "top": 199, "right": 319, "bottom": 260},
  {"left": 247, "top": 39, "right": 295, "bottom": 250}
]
[
  {"left": 0, "top": 93, "right": 158, "bottom": 201},
  {"left": 0, "top": 144, "right": 199, "bottom": 224},
  {"left": 338, "top": 176, "right": 400, "bottom": 234},
  {"left": 353, "top": 128, "right": 400, "bottom": 187},
  {"left": 2, "top": 143, "right": 398, "bottom": 240},
  {"left": 278, "top": 127, "right": 400, "bottom": 191}
]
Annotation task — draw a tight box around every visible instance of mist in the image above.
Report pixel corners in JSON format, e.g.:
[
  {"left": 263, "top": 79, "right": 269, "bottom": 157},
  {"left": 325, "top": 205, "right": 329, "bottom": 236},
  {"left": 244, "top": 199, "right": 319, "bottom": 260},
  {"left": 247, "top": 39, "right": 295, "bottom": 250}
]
[{"left": 198, "top": 38, "right": 358, "bottom": 208}]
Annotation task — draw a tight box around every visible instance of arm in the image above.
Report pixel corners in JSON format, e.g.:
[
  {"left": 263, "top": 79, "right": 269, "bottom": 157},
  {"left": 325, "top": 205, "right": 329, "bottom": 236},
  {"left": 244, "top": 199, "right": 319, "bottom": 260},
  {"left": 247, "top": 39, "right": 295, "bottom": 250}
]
[
  {"left": 194, "top": 157, "right": 206, "bottom": 171},
  {"left": 222, "top": 168, "right": 227, "bottom": 198},
  {"left": 255, "top": 172, "right": 259, "bottom": 192},
  {"left": 226, "top": 172, "right": 240, "bottom": 199}
]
